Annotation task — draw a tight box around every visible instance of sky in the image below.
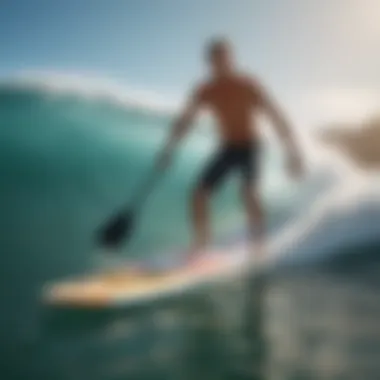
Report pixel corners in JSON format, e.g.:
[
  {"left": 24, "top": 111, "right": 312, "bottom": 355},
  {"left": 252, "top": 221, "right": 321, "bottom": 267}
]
[{"left": 0, "top": 0, "right": 379, "bottom": 127}]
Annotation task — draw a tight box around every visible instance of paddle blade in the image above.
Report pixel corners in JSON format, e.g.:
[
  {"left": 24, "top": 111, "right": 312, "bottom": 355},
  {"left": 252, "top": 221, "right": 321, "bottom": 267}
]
[{"left": 98, "top": 212, "right": 134, "bottom": 248}]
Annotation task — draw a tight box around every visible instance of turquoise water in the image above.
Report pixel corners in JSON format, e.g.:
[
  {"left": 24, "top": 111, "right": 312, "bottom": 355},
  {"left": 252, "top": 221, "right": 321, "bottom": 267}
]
[
  {"left": 0, "top": 84, "right": 306, "bottom": 264},
  {"left": 1, "top": 80, "right": 380, "bottom": 379}
]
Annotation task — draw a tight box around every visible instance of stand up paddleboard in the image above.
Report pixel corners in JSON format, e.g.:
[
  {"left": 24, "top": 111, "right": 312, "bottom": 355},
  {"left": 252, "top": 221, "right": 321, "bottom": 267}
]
[{"left": 42, "top": 247, "right": 259, "bottom": 309}]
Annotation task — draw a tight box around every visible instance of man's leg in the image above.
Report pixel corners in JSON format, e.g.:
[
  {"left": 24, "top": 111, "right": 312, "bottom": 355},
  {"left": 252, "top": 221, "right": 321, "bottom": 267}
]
[
  {"left": 191, "top": 186, "right": 210, "bottom": 254},
  {"left": 238, "top": 142, "right": 265, "bottom": 257},
  {"left": 241, "top": 184, "right": 265, "bottom": 256},
  {"left": 188, "top": 147, "right": 233, "bottom": 260}
]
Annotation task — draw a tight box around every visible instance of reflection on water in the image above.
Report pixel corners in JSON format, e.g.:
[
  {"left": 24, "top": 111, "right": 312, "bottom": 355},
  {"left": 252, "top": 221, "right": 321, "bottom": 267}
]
[
  {"left": 266, "top": 271, "right": 380, "bottom": 380},
  {"left": 41, "top": 264, "right": 380, "bottom": 380}
]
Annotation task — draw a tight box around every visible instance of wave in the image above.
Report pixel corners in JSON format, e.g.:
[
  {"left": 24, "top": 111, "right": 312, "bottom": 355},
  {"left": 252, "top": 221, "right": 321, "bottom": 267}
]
[
  {"left": 0, "top": 71, "right": 378, "bottom": 273},
  {"left": 269, "top": 175, "right": 380, "bottom": 264},
  {"left": 2, "top": 72, "right": 380, "bottom": 380},
  {"left": 0, "top": 71, "right": 178, "bottom": 116}
]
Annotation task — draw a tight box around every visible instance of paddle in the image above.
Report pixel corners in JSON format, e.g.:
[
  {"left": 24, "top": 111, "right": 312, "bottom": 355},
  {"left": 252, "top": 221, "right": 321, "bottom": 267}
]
[{"left": 98, "top": 166, "right": 164, "bottom": 249}]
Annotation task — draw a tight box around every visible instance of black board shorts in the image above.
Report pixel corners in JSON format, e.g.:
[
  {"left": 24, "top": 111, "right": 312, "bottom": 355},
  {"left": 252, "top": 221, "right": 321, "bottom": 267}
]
[{"left": 198, "top": 140, "right": 261, "bottom": 191}]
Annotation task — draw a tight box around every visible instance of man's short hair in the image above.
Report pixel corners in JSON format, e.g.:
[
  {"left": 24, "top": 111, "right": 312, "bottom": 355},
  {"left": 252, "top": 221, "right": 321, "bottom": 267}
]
[{"left": 206, "top": 37, "right": 231, "bottom": 60}]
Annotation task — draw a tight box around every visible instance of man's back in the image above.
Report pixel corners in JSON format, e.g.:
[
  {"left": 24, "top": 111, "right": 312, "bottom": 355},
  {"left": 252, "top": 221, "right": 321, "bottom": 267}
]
[{"left": 199, "top": 74, "right": 260, "bottom": 144}]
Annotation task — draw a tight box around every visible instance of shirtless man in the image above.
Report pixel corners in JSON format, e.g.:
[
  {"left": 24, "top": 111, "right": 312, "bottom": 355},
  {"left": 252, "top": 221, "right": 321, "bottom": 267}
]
[{"left": 157, "top": 38, "right": 303, "bottom": 260}]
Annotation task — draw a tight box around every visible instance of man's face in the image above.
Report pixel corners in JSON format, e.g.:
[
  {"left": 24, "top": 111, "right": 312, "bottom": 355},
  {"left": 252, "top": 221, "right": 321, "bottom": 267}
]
[{"left": 209, "top": 45, "right": 232, "bottom": 74}]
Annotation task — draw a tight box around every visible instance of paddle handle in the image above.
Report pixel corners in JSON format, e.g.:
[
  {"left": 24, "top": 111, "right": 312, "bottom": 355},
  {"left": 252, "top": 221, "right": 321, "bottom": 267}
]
[{"left": 130, "top": 166, "right": 164, "bottom": 212}]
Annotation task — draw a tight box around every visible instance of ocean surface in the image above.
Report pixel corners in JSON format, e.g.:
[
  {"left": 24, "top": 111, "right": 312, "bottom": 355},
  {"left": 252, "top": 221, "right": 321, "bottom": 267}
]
[{"left": 1, "top": 75, "right": 380, "bottom": 380}]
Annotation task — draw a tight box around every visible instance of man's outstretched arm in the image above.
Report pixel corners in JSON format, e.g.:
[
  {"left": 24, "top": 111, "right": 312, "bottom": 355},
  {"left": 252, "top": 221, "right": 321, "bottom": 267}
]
[
  {"left": 256, "top": 82, "right": 304, "bottom": 176},
  {"left": 157, "top": 87, "right": 204, "bottom": 169}
]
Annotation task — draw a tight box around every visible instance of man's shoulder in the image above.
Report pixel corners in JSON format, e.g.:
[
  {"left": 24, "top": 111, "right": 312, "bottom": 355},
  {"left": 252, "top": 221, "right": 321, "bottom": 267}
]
[
  {"left": 195, "top": 73, "right": 259, "bottom": 90},
  {"left": 236, "top": 72, "right": 261, "bottom": 88},
  {"left": 192, "top": 78, "right": 213, "bottom": 101},
  {"left": 195, "top": 77, "right": 213, "bottom": 91}
]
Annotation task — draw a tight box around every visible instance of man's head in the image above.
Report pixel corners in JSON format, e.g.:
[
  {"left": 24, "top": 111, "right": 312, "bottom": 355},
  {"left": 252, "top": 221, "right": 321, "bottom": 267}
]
[{"left": 206, "top": 38, "right": 234, "bottom": 75}]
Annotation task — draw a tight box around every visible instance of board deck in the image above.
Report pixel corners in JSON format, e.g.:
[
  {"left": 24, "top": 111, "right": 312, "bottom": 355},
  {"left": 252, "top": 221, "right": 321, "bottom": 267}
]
[{"left": 42, "top": 249, "right": 253, "bottom": 308}]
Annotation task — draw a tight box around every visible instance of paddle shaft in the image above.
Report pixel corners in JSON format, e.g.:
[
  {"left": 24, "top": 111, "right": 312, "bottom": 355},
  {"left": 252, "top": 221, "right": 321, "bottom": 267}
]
[
  {"left": 129, "top": 142, "right": 174, "bottom": 212},
  {"left": 99, "top": 147, "right": 172, "bottom": 247},
  {"left": 128, "top": 166, "right": 164, "bottom": 213}
]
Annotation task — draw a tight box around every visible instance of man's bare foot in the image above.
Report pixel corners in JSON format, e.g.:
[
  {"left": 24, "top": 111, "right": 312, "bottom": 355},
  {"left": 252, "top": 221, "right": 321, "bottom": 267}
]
[
  {"left": 185, "top": 243, "right": 207, "bottom": 268},
  {"left": 248, "top": 238, "right": 266, "bottom": 265},
  {"left": 256, "top": 239, "right": 266, "bottom": 257}
]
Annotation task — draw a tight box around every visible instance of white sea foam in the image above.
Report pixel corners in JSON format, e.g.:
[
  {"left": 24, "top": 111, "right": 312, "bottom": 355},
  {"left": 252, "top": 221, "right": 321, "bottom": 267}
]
[{"left": 0, "top": 70, "right": 179, "bottom": 116}]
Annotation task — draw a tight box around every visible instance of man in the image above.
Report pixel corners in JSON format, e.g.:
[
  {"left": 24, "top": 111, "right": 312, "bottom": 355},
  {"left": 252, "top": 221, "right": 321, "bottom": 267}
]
[{"left": 158, "top": 38, "right": 303, "bottom": 262}]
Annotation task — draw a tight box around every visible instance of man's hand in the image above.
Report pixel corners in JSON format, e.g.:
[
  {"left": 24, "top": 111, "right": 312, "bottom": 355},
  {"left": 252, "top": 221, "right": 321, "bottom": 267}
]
[
  {"left": 156, "top": 85, "right": 204, "bottom": 172},
  {"left": 255, "top": 79, "right": 305, "bottom": 180},
  {"left": 286, "top": 151, "right": 304, "bottom": 179}
]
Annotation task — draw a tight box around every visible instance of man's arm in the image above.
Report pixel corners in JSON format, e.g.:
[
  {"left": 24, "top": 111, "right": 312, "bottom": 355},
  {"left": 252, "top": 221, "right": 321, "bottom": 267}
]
[
  {"left": 157, "top": 87, "right": 205, "bottom": 169},
  {"left": 254, "top": 81, "right": 304, "bottom": 176}
]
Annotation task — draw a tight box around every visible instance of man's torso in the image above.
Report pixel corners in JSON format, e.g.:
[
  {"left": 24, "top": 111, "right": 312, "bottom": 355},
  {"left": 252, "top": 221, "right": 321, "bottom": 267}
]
[{"left": 199, "top": 74, "right": 261, "bottom": 145}]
